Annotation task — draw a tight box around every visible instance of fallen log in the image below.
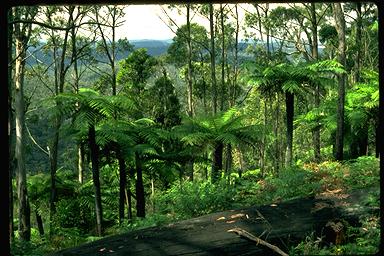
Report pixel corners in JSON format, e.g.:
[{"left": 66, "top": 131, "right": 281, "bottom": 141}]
[{"left": 51, "top": 187, "right": 379, "bottom": 256}]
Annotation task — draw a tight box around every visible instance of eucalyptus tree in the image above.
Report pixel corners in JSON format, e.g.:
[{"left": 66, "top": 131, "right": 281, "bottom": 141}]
[
  {"left": 117, "top": 48, "right": 157, "bottom": 119},
  {"left": 167, "top": 22, "right": 209, "bottom": 116},
  {"left": 11, "top": 5, "right": 38, "bottom": 242},
  {"left": 35, "top": 6, "right": 92, "bottom": 231},
  {"left": 333, "top": 3, "right": 347, "bottom": 161},
  {"left": 176, "top": 108, "right": 261, "bottom": 183},
  {"left": 91, "top": 5, "right": 133, "bottom": 96}
]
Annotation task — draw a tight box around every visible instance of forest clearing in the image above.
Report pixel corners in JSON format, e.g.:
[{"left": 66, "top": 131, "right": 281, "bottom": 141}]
[{"left": 8, "top": 2, "right": 381, "bottom": 256}]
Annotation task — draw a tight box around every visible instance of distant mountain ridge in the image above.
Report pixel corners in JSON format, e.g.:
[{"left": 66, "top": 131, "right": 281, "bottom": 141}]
[{"left": 130, "top": 39, "right": 172, "bottom": 56}]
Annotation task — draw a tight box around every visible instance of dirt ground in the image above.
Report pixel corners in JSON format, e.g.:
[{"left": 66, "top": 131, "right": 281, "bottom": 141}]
[{"left": 49, "top": 187, "right": 379, "bottom": 256}]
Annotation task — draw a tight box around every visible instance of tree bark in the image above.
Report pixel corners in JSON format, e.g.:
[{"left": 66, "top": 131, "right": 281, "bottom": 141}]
[
  {"left": 310, "top": 3, "right": 321, "bottom": 162},
  {"left": 209, "top": 4, "right": 217, "bottom": 115},
  {"left": 186, "top": 3, "right": 193, "bottom": 118},
  {"left": 14, "top": 7, "right": 33, "bottom": 241},
  {"left": 354, "top": 2, "right": 362, "bottom": 84},
  {"left": 333, "top": 3, "right": 346, "bottom": 161},
  {"left": 135, "top": 153, "right": 146, "bottom": 218},
  {"left": 8, "top": 9, "right": 15, "bottom": 244},
  {"left": 220, "top": 4, "right": 225, "bottom": 111},
  {"left": 212, "top": 142, "right": 224, "bottom": 183},
  {"left": 117, "top": 147, "right": 127, "bottom": 225},
  {"left": 35, "top": 210, "right": 45, "bottom": 236},
  {"left": 89, "top": 125, "right": 103, "bottom": 236},
  {"left": 285, "top": 92, "right": 294, "bottom": 167}
]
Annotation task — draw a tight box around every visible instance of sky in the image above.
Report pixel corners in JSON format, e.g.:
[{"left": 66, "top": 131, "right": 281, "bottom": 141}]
[{"left": 118, "top": 4, "right": 253, "bottom": 40}]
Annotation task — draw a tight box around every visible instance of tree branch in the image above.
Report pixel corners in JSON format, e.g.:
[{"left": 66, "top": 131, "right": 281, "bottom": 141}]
[{"left": 227, "top": 227, "right": 289, "bottom": 256}]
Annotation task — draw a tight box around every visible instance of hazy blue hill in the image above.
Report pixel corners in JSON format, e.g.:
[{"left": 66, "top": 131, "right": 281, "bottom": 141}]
[{"left": 130, "top": 39, "right": 172, "bottom": 56}]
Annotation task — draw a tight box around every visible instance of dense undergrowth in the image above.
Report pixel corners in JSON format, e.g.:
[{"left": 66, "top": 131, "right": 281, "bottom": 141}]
[{"left": 11, "top": 156, "right": 380, "bottom": 255}]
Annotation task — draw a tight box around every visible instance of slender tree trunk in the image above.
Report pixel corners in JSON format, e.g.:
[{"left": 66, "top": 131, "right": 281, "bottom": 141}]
[
  {"left": 135, "top": 153, "right": 145, "bottom": 218},
  {"left": 14, "top": 21, "right": 31, "bottom": 242},
  {"left": 8, "top": 9, "right": 15, "bottom": 243},
  {"left": 35, "top": 210, "right": 44, "bottom": 236},
  {"left": 117, "top": 148, "right": 127, "bottom": 225},
  {"left": 261, "top": 99, "right": 267, "bottom": 175},
  {"left": 333, "top": 3, "right": 346, "bottom": 161},
  {"left": 285, "top": 92, "right": 294, "bottom": 167},
  {"left": 212, "top": 142, "right": 224, "bottom": 183},
  {"left": 78, "top": 143, "right": 85, "bottom": 183},
  {"left": 49, "top": 121, "right": 59, "bottom": 234},
  {"left": 88, "top": 125, "right": 103, "bottom": 236},
  {"left": 224, "top": 144, "right": 232, "bottom": 177},
  {"left": 354, "top": 2, "right": 362, "bottom": 84},
  {"left": 48, "top": 9, "right": 71, "bottom": 234},
  {"left": 186, "top": 3, "right": 193, "bottom": 117},
  {"left": 310, "top": 3, "right": 321, "bottom": 162},
  {"left": 220, "top": 4, "right": 225, "bottom": 111},
  {"left": 274, "top": 95, "right": 280, "bottom": 172},
  {"left": 127, "top": 166, "right": 135, "bottom": 220},
  {"left": 375, "top": 123, "right": 380, "bottom": 158},
  {"left": 209, "top": 4, "right": 217, "bottom": 114},
  {"left": 230, "top": 5, "right": 239, "bottom": 107},
  {"left": 126, "top": 188, "right": 132, "bottom": 220}
]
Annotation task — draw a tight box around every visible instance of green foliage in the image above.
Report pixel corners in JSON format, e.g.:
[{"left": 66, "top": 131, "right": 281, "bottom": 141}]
[
  {"left": 156, "top": 180, "right": 236, "bottom": 218},
  {"left": 117, "top": 48, "right": 157, "bottom": 93},
  {"left": 291, "top": 215, "right": 380, "bottom": 255},
  {"left": 166, "top": 23, "right": 209, "bottom": 66}
]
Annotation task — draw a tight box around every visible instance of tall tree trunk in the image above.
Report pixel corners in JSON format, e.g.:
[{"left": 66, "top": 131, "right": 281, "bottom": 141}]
[
  {"left": 186, "top": 3, "right": 193, "bottom": 117},
  {"left": 14, "top": 7, "right": 32, "bottom": 241},
  {"left": 333, "top": 3, "right": 346, "bottom": 161},
  {"left": 230, "top": 4, "right": 239, "bottom": 107},
  {"left": 48, "top": 8, "right": 71, "bottom": 234},
  {"left": 285, "top": 92, "right": 294, "bottom": 167},
  {"left": 274, "top": 94, "right": 280, "bottom": 172},
  {"left": 117, "top": 147, "right": 127, "bottom": 225},
  {"left": 88, "top": 125, "right": 103, "bottom": 236},
  {"left": 354, "top": 2, "right": 362, "bottom": 83},
  {"left": 220, "top": 4, "right": 225, "bottom": 111},
  {"left": 8, "top": 9, "right": 15, "bottom": 244},
  {"left": 211, "top": 142, "right": 223, "bottom": 183},
  {"left": 135, "top": 153, "right": 145, "bottom": 218},
  {"left": 310, "top": 3, "right": 321, "bottom": 162},
  {"left": 185, "top": 4, "right": 194, "bottom": 181},
  {"left": 209, "top": 4, "right": 217, "bottom": 114}
]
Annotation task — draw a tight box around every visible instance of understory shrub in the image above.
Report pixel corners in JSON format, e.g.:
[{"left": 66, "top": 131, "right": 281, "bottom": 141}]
[{"left": 156, "top": 180, "right": 237, "bottom": 218}]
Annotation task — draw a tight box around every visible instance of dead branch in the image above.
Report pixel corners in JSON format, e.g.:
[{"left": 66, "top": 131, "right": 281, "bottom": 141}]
[{"left": 227, "top": 227, "right": 288, "bottom": 256}]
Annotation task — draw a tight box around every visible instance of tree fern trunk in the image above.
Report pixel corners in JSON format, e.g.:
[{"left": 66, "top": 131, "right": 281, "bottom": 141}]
[
  {"left": 35, "top": 210, "right": 44, "bottom": 236},
  {"left": 212, "top": 142, "right": 223, "bottom": 183},
  {"left": 117, "top": 147, "right": 127, "bottom": 225},
  {"left": 285, "top": 92, "right": 294, "bottom": 167},
  {"left": 89, "top": 125, "right": 103, "bottom": 236},
  {"left": 135, "top": 153, "right": 145, "bottom": 218}
]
